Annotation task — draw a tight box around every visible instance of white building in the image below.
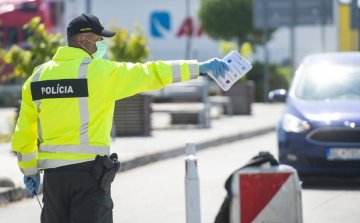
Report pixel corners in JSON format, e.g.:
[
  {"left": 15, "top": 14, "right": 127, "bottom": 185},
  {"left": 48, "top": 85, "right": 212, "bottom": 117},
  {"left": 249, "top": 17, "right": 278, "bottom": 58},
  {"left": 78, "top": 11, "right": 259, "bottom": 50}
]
[
  {"left": 58, "top": 0, "right": 221, "bottom": 62},
  {"left": 57, "top": 0, "right": 338, "bottom": 67}
]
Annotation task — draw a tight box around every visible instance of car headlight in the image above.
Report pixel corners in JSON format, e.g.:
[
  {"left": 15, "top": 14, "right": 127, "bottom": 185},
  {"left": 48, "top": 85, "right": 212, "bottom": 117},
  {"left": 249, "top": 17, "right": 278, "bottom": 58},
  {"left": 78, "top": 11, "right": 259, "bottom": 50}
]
[{"left": 283, "top": 114, "right": 311, "bottom": 133}]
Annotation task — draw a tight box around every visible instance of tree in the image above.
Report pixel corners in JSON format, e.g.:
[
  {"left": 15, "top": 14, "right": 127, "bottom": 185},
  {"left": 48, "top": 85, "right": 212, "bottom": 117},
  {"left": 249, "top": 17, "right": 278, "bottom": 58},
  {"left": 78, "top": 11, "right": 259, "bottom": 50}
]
[
  {"left": 219, "top": 41, "right": 253, "bottom": 60},
  {"left": 198, "top": 0, "right": 274, "bottom": 48},
  {"left": 246, "top": 62, "right": 291, "bottom": 102},
  {"left": 4, "top": 17, "right": 65, "bottom": 80},
  {"left": 107, "top": 20, "right": 149, "bottom": 63}
]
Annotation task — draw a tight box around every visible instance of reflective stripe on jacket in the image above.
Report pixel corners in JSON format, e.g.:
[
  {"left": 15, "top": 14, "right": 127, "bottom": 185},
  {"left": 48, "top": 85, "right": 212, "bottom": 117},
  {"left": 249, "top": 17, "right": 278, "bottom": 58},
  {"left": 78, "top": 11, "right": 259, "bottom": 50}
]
[{"left": 12, "top": 46, "right": 199, "bottom": 175}]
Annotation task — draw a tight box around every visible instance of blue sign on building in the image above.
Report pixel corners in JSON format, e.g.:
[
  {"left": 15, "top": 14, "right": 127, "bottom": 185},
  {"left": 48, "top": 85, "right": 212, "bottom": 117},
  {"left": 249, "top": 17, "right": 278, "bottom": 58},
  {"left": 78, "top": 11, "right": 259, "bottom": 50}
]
[{"left": 150, "top": 11, "right": 171, "bottom": 38}]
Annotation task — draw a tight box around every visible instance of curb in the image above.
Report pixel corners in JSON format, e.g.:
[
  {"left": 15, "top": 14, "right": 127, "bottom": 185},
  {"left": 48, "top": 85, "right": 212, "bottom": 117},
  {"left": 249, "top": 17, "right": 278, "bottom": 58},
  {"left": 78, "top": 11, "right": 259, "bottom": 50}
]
[{"left": 119, "top": 126, "right": 275, "bottom": 172}]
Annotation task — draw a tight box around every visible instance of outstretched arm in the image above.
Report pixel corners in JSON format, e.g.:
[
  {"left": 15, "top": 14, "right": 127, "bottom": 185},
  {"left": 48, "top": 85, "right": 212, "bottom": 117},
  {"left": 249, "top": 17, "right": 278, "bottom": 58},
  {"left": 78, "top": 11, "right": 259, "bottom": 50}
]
[
  {"left": 199, "top": 58, "right": 229, "bottom": 79},
  {"left": 101, "top": 60, "right": 199, "bottom": 101},
  {"left": 101, "top": 58, "right": 229, "bottom": 102}
]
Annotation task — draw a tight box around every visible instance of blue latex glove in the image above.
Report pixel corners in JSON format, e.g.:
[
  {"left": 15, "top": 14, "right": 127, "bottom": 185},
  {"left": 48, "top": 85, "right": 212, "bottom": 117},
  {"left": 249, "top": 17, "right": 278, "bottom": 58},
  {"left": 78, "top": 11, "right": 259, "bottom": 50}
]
[
  {"left": 199, "top": 58, "right": 230, "bottom": 79},
  {"left": 23, "top": 173, "right": 40, "bottom": 199}
]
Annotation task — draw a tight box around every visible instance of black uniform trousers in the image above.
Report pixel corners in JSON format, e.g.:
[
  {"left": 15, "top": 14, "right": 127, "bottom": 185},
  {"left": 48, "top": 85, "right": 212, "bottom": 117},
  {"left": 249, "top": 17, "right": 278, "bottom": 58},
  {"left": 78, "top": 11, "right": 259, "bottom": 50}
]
[{"left": 41, "top": 161, "right": 113, "bottom": 223}]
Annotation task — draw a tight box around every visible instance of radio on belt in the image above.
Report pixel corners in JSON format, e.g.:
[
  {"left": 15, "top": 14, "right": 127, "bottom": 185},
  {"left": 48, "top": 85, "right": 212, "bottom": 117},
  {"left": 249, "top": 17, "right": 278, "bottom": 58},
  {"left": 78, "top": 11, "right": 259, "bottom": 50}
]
[{"left": 92, "top": 153, "right": 121, "bottom": 192}]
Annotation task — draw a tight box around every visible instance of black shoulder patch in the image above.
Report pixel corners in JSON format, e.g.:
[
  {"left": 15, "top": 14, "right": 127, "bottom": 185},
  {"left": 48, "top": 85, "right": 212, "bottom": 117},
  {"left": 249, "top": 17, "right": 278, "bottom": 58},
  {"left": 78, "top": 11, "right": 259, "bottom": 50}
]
[{"left": 31, "top": 79, "right": 89, "bottom": 101}]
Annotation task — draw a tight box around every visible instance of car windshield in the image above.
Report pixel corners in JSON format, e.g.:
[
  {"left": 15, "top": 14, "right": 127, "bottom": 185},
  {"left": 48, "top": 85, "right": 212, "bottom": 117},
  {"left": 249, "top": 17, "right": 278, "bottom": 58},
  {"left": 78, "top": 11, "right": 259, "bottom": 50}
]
[{"left": 295, "top": 62, "right": 360, "bottom": 101}]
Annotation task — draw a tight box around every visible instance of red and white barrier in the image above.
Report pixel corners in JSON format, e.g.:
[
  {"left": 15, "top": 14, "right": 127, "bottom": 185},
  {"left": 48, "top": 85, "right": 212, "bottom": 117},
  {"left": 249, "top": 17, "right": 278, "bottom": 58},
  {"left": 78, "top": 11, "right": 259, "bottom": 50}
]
[
  {"left": 230, "top": 165, "right": 303, "bottom": 223},
  {"left": 185, "top": 142, "right": 201, "bottom": 223}
]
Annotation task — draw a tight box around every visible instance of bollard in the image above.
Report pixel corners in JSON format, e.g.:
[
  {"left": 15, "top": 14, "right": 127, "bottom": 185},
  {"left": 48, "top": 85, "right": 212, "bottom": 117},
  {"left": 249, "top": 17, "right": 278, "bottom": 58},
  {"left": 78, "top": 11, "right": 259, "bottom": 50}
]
[{"left": 184, "top": 142, "right": 201, "bottom": 223}]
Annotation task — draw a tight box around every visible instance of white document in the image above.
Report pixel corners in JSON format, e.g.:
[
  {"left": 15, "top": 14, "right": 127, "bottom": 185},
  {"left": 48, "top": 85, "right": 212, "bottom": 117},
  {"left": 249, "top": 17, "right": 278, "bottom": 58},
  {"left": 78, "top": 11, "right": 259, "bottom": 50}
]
[{"left": 207, "top": 50, "right": 252, "bottom": 91}]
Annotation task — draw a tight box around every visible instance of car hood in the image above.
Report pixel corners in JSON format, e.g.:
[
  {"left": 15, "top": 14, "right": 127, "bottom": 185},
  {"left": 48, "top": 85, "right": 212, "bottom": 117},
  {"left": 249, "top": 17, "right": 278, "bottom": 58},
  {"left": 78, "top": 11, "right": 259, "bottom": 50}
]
[{"left": 288, "top": 97, "right": 360, "bottom": 123}]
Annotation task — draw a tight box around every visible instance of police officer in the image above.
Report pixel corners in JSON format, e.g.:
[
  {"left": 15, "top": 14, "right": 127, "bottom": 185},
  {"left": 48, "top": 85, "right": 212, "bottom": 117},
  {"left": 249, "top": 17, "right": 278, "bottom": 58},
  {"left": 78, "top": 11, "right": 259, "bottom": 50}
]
[{"left": 12, "top": 14, "right": 229, "bottom": 223}]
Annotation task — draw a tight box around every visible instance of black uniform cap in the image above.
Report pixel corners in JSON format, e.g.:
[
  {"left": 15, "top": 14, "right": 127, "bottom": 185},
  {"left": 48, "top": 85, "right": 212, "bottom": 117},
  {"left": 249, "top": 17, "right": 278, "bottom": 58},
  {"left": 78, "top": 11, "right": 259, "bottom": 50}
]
[{"left": 67, "top": 13, "right": 116, "bottom": 37}]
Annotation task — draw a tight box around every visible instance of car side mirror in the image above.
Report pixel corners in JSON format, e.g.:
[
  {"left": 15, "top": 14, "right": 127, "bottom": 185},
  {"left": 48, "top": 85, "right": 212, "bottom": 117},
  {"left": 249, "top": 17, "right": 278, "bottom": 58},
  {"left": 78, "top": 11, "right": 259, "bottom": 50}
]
[{"left": 268, "top": 89, "right": 287, "bottom": 102}]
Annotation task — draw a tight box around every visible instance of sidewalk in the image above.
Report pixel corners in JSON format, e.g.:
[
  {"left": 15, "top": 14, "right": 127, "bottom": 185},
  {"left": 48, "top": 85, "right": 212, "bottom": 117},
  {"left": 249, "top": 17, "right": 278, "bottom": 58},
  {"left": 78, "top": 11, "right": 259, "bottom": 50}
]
[{"left": 0, "top": 103, "right": 285, "bottom": 204}]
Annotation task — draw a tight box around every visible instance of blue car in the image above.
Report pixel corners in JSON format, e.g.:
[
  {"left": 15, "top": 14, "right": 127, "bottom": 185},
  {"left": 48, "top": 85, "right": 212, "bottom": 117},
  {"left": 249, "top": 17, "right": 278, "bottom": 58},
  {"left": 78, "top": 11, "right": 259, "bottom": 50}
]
[{"left": 269, "top": 52, "right": 360, "bottom": 177}]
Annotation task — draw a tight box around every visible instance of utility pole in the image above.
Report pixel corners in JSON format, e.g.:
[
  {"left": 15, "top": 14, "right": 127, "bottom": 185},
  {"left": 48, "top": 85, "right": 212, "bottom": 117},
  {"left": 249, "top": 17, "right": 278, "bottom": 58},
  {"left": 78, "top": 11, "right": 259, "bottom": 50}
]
[
  {"left": 263, "top": 0, "right": 269, "bottom": 103},
  {"left": 290, "top": 0, "right": 296, "bottom": 76},
  {"left": 321, "top": 0, "right": 326, "bottom": 52},
  {"left": 86, "top": 0, "right": 91, "bottom": 14},
  {"left": 321, "top": 24, "right": 325, "bottom": 52},
  {"left": 185, "top": 0, "right": 191, "bottom": 60}
]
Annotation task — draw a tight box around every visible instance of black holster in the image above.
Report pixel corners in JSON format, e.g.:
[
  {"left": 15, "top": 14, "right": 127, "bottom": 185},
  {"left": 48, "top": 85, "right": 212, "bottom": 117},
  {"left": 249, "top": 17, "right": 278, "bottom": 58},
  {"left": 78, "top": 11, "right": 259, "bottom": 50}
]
[{"left": 92, "top": 153, "right": 121, "bottom": 192}]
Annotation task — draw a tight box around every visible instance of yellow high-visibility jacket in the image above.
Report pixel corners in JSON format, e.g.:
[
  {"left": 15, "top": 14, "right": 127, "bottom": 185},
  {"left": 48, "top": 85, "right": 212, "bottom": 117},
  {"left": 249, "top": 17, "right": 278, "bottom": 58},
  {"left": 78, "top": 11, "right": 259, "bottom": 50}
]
[{"left": 12, "top": 46, "right": 199, "bottom": 176}]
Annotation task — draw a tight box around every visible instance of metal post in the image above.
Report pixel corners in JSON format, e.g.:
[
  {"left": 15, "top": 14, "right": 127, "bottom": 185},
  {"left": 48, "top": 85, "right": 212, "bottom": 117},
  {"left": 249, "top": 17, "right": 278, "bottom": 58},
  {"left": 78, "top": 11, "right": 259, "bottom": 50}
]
[
  {"left": 185, "top": 0, "right": 191, "bottom": 59},
  {"left": 185, "top": 142, "right": 201, "bottom": 223},
  {"left": 321, "top": 0, "right": 326, "bottom": 52},
  {"left": 290, "top": 0, "right": 296, "bottom": 76},
  {"left": 86, "top": 0, "right": 91, "bottom": 14},
  {"left": 263, "top": 0, "right": 269, "bottom": 102},
  {"left": 321, "top": 25, "right": 326, "bottom": 52}
]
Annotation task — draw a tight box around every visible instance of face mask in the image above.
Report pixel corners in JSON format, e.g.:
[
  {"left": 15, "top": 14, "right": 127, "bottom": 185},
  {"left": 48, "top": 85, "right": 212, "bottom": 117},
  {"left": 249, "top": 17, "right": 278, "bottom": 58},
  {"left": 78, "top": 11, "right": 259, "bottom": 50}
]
[{"left": 83, "top": 37, "right": 107, "bottom": 59}]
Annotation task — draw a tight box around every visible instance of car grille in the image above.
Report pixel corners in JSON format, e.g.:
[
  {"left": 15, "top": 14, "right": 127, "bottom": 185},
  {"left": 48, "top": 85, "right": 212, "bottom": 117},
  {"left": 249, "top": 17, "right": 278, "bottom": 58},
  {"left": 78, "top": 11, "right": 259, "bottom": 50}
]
[
  {"left": 284, "top": 153, "right": 360, "bottom": 169},
  {"left": 315, "top": 159, "right": 360, "bottom": 169},
  {"left": 307, "top": 128, "right": 360, "bottom": 144}
]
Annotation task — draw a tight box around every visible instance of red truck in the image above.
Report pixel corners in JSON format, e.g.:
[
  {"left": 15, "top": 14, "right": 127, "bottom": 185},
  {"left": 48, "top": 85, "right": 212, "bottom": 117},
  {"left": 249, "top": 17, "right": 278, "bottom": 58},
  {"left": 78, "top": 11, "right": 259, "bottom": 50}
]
[
  {"left": 0, "top": 0, "right": 59, "bottom": 48},
  {"left": 0, "top": 0, "right": 62, "bottom": 82}
]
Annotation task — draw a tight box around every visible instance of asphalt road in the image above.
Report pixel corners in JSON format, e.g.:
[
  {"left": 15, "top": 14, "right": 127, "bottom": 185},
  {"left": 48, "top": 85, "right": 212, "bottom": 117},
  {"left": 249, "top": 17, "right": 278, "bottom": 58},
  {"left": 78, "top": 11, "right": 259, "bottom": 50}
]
[{"left": 1, "top": 132, "right": 360, "bottom": 223}]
